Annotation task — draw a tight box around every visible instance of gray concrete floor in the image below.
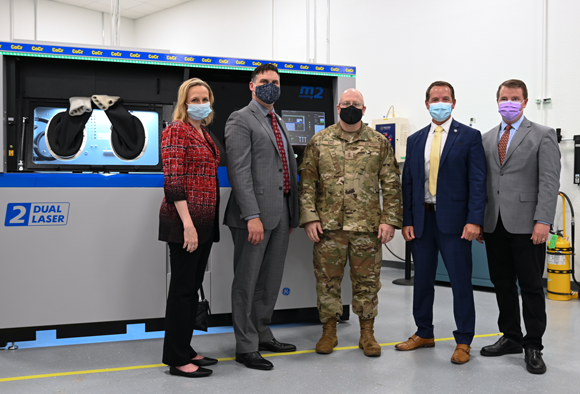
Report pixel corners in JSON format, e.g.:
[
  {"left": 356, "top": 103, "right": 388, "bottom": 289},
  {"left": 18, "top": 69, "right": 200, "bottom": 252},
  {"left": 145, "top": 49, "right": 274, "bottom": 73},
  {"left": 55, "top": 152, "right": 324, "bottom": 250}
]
[{"left": 1, "top": 267, "right": 580, "bottom": 393}]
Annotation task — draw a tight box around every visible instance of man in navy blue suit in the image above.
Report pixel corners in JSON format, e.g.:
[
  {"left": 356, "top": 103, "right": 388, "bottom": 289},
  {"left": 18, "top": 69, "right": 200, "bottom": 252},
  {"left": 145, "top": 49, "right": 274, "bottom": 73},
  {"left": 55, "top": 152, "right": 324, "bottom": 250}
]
[{"left": 395, "top": 81, "right": 486, "bottom": 364}]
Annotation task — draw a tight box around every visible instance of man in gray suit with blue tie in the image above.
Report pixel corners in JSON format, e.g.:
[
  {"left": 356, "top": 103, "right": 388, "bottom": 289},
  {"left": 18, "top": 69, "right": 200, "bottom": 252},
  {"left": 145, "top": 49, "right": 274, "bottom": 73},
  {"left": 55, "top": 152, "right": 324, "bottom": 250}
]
[
  {"left": 479, "top": 79, "right": 561, "bottom": 374},
  {"left": 224, "top": 64, "right": 299, "bottom": 371}
]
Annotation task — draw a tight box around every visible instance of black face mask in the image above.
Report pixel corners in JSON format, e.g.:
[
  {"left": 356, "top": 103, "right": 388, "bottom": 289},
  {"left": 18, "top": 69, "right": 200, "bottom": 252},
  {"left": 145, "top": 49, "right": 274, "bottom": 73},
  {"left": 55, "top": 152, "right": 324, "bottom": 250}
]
[{"left": 339, "top": 105, "right": 363, "bottom": 125}]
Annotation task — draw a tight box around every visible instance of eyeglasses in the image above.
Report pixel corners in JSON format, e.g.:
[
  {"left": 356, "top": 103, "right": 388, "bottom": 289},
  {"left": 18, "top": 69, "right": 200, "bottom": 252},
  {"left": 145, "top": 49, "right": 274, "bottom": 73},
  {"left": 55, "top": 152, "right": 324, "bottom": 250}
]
[{"left": 339, "top": 101, "right": 364, "bottom": 109}]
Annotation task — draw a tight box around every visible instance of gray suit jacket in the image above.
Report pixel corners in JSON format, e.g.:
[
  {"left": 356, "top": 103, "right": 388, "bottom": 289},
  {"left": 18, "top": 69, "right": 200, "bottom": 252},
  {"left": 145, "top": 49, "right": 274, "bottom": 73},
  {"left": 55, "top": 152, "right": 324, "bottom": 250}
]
[
  {"left": 482, "top": 117, "right": 561, "bottom": 234},
  {"left": 223, "top": 100, "right": 299, "bottom": 230}
]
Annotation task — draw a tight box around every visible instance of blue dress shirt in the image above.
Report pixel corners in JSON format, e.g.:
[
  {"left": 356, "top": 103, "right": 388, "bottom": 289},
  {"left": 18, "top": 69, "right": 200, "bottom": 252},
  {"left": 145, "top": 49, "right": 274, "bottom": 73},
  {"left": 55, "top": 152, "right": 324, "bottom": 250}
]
[{"left": 498, "top": 115, "right": 525, "bottom": 150}]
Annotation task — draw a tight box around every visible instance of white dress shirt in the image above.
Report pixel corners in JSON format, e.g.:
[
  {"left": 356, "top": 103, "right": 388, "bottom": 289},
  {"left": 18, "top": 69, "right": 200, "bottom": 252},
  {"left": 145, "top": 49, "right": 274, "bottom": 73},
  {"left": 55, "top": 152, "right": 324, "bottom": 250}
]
[{"left": 424, "top": 117, "right": 452, "bottom": 204}]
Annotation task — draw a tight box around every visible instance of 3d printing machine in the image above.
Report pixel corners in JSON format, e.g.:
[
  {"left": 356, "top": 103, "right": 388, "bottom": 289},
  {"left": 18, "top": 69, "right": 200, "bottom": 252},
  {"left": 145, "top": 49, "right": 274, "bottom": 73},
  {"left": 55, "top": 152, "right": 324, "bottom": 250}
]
[{"left": 0, "top": 41, "right": 356, "bottom": 343}]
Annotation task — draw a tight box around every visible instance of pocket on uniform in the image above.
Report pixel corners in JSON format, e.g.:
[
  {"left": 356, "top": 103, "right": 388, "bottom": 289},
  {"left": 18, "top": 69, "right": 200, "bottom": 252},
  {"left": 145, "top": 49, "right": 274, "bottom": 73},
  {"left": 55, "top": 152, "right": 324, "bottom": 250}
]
[
  {"left": 452, "top": 193, "right": 468, "bottom": 201},
  {"left": 255, "top": 187, "right": 264, "bottom": 195}
]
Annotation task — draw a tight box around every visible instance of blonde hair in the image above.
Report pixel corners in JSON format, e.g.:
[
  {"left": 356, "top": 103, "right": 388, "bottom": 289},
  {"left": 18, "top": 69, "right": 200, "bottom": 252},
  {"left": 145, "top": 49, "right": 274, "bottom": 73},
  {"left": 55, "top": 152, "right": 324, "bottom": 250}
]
[{"left": 173, "top": 78, "right": 215, "bottom": 126}]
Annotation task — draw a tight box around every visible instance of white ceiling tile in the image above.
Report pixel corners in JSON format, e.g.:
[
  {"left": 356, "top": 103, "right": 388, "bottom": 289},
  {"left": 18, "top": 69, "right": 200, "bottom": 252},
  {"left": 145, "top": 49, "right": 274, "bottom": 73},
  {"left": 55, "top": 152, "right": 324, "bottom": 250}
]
[
  {"left": 145, "top": 0, "right": 187, "bottom": 8},
  {"left": 52, "top": 0, "right": 189, "bottom": 19},
  {"left": 119, "top": 0, "right": 143, "bottom": 10},
  {"left": 52, "top": 0, "right": 95, "bottom": 6},
  {"left": 83, "top": 2, "right": 112, "bottom": 13},
  {"left": 129, "top": 3, "right": 163, "bottom": 15},
  {"left": 120, "top": 9, "right": 146, "bottom": 19}
]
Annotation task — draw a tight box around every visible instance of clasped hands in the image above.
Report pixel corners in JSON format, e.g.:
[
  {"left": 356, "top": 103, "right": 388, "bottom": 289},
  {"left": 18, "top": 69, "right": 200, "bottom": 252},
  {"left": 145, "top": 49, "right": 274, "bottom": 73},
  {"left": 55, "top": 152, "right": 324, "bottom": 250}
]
[
  {"left": 403, "top": 223, "right": 482, "bottom": 242},
  {"left": 304, "top": 221, "right": 396, "bottom": 244}
]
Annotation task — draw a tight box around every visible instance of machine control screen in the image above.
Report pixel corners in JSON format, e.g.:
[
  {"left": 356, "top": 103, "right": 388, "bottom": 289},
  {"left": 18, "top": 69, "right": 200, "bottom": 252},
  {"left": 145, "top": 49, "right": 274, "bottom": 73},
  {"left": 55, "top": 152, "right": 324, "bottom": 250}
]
[
  {"left": 281, "top": 110, "right": 326, "bottom": 145},
  {"left": 375, "top": 123, "right": 396, "bottom": 155}
]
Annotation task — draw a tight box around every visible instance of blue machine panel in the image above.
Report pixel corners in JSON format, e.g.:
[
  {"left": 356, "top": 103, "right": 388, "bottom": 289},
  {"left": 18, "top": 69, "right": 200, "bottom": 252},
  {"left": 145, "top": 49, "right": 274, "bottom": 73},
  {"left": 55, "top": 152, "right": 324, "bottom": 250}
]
[
  {"left": 375, "top": 123, "right": 396, "bottom": 155},
  {"left": 0, "top": 167, "right": 232, "bottom": 188}
]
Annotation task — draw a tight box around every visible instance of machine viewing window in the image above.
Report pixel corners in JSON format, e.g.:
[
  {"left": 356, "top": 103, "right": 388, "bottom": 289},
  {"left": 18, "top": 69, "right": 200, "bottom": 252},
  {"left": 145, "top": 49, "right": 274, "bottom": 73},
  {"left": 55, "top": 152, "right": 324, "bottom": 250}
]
[
  {"left": 30, "top": 106, "right": 160, "bottom": 169},
  {"left": 281, "top": 110, "right": 326, "bottom": 145}
]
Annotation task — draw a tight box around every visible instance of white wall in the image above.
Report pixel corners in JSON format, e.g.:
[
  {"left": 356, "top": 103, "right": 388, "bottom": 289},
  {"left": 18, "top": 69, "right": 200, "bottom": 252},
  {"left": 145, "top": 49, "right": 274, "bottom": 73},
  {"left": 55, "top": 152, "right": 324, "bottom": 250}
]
[
  {"left": 2, "top": 0, "right": 579, "bottom": 260},
  {"left": 134, "top": 0, "right": 580, "bottom": 260},
  {"left": 545, "top": 0, "right": 580, "bottom": 243},
  {"left": 0, "top": 0, "right": 10, "bottom": 42},
  {"left": 328, "top": 0, "right": 545, "bottom": 259},
  {"left": 134, "top": 0, "right": 273, "bottom": 59},
  {"left": 0, "top": 0, "right": 135, "bottom": 47}
]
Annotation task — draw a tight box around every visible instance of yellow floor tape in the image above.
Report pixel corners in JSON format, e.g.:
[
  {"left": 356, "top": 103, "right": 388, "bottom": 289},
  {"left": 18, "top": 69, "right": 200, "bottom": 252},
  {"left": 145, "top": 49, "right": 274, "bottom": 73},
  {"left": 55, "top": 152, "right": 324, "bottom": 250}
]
[{"left": 0, "top": 333, "right": 502, "bottom": 383}]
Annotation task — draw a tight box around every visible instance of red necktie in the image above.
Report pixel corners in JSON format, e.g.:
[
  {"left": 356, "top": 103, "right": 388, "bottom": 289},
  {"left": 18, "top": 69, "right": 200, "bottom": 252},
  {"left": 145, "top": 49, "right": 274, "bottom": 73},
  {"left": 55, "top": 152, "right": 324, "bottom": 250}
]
[
  {"left": 269, "top": 111, "right": 291, "bottom": 194},
  {"left": 498, "top": 124, "right": 512, "bottom": 165}
]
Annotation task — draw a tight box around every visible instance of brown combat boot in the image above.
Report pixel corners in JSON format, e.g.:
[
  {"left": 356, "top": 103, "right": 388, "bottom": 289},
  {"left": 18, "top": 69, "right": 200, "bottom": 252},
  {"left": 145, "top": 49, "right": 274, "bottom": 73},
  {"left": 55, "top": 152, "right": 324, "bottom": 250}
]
[
  {"left": 316, "top": 318, "right": 338, "bottom": 354},
  {"left": 359, "top": 318, "right": 381, "bottom": 357}
]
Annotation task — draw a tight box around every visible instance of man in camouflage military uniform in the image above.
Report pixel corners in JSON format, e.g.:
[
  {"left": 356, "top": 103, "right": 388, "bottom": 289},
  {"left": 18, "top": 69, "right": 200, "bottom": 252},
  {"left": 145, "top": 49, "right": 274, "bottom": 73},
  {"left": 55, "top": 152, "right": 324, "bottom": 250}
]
[{"left": 299, "top": 88, "right": 403, "bottom": 357}]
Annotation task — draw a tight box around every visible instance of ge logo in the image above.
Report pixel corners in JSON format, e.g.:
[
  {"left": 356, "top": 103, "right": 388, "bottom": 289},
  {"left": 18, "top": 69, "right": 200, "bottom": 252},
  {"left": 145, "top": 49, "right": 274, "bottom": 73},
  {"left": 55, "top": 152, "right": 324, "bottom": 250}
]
[{"left": 282, "top": 287, "right": 290, "bottom": 296}]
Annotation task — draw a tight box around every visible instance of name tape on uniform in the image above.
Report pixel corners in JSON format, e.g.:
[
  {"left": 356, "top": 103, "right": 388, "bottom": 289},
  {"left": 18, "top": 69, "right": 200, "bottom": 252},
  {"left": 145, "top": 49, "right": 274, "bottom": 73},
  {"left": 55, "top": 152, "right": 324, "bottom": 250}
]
[{"left": 4, "top": 203, "right": 70, "bottom": 227}]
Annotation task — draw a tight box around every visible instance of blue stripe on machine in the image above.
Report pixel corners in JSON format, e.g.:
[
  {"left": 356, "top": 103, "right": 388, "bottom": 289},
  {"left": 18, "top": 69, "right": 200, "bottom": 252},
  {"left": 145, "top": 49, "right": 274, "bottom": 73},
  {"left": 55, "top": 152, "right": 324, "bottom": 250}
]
[{"left": 0, "top": 169, "right": 232, "bottom": 188}]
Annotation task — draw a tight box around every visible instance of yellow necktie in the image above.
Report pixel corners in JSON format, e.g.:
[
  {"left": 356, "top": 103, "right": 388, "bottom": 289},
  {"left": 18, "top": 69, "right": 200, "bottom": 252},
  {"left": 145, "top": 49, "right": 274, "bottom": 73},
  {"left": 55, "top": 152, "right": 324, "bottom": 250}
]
[{"left": 429, "top": 126, "right": 444, "bottom": 196}]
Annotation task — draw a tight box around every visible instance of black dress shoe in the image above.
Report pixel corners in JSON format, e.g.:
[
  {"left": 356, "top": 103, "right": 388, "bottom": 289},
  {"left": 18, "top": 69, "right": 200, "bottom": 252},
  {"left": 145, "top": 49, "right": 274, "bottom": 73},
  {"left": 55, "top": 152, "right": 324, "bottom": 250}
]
[
  {"left": 480, "top": 336, "right": 523, "bottom": 356},
  {"left": 258, "top": 338, "right": 297, "bottom": 353},
  {"left": 191, "top": 356, "right": 218, "bottom": 367},
  {"left": 525, "top": 348, "right": 547, "bottom": 374},
  {"left": 235, "top": 351, "right": 273, "bottom": 370},
  {"left": 169, "top": 365, "right": 212, "bottom": 378}
]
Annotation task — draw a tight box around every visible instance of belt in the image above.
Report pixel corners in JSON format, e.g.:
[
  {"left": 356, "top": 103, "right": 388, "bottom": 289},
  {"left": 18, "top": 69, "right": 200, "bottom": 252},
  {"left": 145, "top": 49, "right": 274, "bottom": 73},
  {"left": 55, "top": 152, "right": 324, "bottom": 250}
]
[{"left": 424, "top": 203, "right": 436, "bottom": 211}]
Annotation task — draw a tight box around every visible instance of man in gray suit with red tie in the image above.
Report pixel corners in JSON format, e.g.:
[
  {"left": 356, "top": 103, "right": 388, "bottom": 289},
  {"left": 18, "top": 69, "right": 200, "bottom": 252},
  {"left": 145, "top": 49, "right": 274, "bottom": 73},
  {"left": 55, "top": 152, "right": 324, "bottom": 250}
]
[
  {"left": 224, "top": 64, "right": 299, "bottom": 371},
  {"left": 479, "top": 79, "right": 561, "bottom": 374}
]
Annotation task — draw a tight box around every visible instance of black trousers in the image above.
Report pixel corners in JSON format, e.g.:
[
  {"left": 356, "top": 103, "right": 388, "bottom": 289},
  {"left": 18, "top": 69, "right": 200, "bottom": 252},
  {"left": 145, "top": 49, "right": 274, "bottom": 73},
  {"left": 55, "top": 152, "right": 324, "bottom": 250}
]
[
  {"left": 162, "top": 241, "right": 212, "bottom": 366},
  {"left": 484, "top": 215, "right": 547, "bottom": 350}
]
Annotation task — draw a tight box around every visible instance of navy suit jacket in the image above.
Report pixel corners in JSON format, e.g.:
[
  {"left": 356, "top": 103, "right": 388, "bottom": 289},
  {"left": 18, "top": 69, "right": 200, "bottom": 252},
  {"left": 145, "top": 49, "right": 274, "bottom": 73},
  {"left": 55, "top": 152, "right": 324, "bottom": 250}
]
[{"left": 402, "top": 119, "right": 487, "bottom": 238}]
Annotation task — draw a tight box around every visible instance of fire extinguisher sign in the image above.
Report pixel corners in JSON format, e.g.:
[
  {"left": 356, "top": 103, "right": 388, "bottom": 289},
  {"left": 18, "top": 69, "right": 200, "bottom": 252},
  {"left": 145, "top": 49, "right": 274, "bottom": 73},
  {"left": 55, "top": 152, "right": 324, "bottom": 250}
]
[{"left": 547, "top": 254, "right": 566, "bottom": 266}]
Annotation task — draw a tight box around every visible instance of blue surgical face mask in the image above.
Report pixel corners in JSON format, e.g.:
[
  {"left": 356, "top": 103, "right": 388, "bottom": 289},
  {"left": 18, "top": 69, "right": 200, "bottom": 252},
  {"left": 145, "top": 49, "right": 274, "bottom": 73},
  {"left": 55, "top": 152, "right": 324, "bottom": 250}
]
[
  {"left": 187, "top": 102, "right": 212, "bottom": 121},
  {"left": 254, "top": 83, "right": 281, "bottom": 104},
  {"left": 429, "top": 102, "right": 453, "bottom": 122}
]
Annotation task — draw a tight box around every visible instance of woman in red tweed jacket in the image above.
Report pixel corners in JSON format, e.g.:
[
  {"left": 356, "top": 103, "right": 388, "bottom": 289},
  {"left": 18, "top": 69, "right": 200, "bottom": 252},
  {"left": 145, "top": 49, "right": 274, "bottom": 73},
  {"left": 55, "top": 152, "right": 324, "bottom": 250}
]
[{"left": 158, "top": 78, "right": 220, "bottom": 378}]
